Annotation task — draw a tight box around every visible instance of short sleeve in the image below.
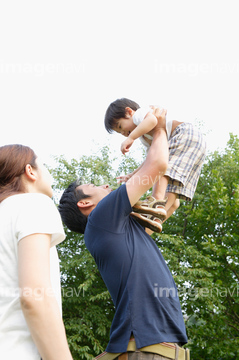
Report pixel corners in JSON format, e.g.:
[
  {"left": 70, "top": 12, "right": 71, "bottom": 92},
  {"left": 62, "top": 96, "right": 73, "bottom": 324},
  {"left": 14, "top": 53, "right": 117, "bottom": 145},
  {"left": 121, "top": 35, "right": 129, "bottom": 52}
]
[
  {"left": 133, "top": 107, "right": 153, "bottom": 150},
  {"left": 133, "top": 107, "right": 153, "bottom": 126},
  {"left": 15, "top": 194, "right": 65, "bottom": 247},
  {"left": 87, "top": 185, "right": 132, "bottom": 234}
]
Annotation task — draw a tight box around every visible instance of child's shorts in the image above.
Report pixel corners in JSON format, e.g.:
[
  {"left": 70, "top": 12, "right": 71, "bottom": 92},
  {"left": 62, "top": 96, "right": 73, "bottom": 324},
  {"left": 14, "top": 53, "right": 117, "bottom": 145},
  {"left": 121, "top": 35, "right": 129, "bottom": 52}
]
[{"left": 165, "top": 122, "right": 206, "bottom": 201}]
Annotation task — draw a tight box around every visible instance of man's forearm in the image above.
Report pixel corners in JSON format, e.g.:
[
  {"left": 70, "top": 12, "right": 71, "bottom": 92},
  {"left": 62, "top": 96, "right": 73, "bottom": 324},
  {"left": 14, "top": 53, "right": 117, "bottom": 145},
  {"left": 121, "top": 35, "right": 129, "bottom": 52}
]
[
  {"left": 146, "top": 127, "right": 168, "bottom": 176},
  {"left": 125, "top": 110, "right": 168, "bottom": 207},
  {"left": 131, "top": 161, "right": 145, "bottom": 175}
]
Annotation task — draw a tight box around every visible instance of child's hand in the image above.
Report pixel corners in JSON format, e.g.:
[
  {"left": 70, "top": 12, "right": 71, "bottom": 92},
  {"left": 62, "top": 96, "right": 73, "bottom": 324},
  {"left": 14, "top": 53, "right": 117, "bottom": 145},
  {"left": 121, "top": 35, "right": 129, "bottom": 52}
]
[{"left": 121, "top": 137, "right": 134, "bottom": 155}]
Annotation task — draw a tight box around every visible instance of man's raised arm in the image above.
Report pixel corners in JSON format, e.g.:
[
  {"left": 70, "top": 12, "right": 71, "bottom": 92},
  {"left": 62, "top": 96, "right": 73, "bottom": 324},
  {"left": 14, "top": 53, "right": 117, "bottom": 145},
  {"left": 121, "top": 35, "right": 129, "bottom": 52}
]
[{"left": 126, "top": 109, "right": 168, "bottom": 207}]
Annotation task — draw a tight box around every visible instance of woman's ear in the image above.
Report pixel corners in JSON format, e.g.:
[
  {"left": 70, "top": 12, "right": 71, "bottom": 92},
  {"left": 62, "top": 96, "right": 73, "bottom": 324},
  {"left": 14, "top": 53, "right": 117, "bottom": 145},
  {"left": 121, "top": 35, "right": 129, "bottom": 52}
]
[{"left": 24, "top": 164, "right": 37, "bottom": 181}]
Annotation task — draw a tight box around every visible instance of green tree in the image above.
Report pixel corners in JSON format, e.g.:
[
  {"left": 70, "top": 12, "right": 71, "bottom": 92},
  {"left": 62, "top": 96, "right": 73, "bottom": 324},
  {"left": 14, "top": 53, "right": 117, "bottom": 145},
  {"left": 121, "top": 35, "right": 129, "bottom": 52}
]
[{"left": 50, "top": 135, "right": 239, "bottom": 359}]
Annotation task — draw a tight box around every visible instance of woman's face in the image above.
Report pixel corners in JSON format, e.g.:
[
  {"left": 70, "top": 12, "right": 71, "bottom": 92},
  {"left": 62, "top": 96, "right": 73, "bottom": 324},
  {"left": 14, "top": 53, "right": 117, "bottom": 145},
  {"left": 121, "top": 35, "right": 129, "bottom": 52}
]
[{"left": 34, "top": 158, "right": 53, "bottom": 198}]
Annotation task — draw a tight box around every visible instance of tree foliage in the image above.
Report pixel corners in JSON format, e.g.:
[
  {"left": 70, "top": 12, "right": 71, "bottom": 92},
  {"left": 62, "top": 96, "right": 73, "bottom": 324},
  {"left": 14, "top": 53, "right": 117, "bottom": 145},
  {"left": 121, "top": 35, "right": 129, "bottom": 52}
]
[
  {"left": 160, "top": 133, "right": 239, "bottom": 359},
  {"left": 50, "top": 135, "right": 239, "bottom": 360}
]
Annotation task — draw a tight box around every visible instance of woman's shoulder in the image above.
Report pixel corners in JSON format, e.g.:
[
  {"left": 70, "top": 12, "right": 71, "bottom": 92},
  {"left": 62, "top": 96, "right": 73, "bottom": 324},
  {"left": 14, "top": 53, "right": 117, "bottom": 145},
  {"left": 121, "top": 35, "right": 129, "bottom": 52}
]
[
  {"left": 1, "top": 193, "right": 55, "bottom": 214},
  {"left": 4, "top": 192, "right": 52, "bottom": 203}
]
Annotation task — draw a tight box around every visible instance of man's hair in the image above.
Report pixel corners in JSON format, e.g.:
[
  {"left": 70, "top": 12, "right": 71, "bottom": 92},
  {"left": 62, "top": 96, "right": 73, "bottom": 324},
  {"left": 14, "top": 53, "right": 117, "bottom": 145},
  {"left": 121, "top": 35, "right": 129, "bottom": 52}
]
[
  {"left": 104, "top": 98, "right": 140, "bottom": 133},
  {"left": 58, "top": 179, "right": 90, "bottom": 234}
]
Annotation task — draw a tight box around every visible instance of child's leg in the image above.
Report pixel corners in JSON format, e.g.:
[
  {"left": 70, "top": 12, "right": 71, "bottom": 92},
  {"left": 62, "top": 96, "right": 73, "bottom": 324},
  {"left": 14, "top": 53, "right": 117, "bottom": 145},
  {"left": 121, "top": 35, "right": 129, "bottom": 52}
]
[
  {"left": 134, "top": 177, "right": 180, "bottom": 232},
  {"left": 152, "top": 176, "right": 169, "bottom": 200},
  {"left": 152, "top": 178, "right": 181, "bottom": 221},
  {"left": 138, "top": 192, "right": 179, "bottom": 234},
  {"left": 163, "top": 193, "right": 180, "bottom": 221}
]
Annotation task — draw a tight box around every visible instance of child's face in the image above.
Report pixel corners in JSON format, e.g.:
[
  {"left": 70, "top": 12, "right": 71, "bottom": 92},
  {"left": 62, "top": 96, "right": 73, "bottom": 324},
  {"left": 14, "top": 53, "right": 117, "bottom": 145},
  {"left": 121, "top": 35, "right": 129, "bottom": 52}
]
[{"left": 113, "top": 108, "right": 136, "bottom": 137}]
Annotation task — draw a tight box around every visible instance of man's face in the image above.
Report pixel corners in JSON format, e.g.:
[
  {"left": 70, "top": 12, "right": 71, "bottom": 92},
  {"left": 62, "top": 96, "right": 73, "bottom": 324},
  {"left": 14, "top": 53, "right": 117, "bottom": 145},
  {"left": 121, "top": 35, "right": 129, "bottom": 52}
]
[{"left": 77, "top": 183, "right": 112, "bottom": 205}]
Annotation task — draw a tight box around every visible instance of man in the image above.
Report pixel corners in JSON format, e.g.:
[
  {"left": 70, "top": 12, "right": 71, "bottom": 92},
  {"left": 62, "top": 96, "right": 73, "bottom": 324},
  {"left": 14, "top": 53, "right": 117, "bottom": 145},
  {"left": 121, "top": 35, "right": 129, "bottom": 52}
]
[{"left": 59, "top": 109, "right": 189, "bottom": 360}]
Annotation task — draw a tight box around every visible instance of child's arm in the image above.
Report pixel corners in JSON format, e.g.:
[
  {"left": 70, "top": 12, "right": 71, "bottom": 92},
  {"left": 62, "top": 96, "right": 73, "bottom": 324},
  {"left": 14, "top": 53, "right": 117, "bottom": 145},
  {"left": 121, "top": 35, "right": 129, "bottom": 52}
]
[
  {"left": 121, "top": 109, "right": 166, "bottom": 155},
  {"left": 129, "top": 112, "right": 158, "bottom": 140},
  {"left": 121, "top": 112, "right": 157, "bottom": 155}
]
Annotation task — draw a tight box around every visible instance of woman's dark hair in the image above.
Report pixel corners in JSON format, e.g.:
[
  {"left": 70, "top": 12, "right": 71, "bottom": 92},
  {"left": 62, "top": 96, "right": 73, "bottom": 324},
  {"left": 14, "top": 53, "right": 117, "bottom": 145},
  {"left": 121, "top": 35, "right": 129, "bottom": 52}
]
[
  {"left": 58, "top": 179, "right": 90, "bottom": 234},
  {"left": 0, "top": 144, "right": 37, "bottom": 203},
  {"left": 104, "top": 98, "right": 140, "bottom": 133}
]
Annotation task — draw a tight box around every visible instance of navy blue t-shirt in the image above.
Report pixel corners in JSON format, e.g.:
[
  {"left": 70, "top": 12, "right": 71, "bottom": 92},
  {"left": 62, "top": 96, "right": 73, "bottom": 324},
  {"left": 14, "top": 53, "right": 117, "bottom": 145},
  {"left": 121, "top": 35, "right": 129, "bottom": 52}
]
[{"left": 84, "top": 184, "right": 188, "bottom": 353}]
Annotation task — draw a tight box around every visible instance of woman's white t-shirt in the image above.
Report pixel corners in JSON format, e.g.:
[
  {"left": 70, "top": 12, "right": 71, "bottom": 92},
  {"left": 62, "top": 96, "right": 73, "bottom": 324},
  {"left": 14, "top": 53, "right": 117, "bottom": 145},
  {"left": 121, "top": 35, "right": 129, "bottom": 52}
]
[{"left": 0, "top": 193, "right": 65, "bottom": 360}]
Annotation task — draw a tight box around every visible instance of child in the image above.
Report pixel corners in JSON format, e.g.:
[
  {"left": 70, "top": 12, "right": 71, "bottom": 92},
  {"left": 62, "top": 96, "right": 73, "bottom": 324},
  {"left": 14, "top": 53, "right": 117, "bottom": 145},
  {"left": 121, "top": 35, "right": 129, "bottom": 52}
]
[{"left": 104, "top": 98, "right": 207, "bottom": 232}]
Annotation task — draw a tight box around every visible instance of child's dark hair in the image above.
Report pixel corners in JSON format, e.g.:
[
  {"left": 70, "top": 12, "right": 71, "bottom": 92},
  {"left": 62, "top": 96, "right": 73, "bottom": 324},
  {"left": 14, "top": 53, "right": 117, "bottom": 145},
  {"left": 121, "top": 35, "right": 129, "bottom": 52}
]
[{"left": 104, "top": 98, "right": 140, "bottom": 133}]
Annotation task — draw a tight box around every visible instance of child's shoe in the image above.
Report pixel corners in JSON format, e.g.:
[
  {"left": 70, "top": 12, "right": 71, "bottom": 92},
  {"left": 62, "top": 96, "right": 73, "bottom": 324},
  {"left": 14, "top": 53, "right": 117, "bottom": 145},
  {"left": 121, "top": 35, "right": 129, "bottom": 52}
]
[
  {"left": 130, "top": 212, "right": 162, "bottom": 233},
  {"left": 132, "top": 196, "right": 167, "bottom": 222}
]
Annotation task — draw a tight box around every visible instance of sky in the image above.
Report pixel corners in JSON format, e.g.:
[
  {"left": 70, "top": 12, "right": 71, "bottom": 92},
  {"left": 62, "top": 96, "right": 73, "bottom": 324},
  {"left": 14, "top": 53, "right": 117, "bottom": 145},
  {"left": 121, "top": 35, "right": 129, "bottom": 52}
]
[{"left": 0, "top": 0, "right": 239, "bottom": 166}]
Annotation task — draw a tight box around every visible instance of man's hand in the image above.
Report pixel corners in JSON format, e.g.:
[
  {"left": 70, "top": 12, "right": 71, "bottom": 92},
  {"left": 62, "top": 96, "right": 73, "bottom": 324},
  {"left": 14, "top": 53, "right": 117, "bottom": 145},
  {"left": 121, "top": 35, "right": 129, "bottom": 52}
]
[
  {"left": 150, "top": 106, "right": 167, "bottom": 130},
  {"left": 121, "top": 137, "right": 134, "bottom": 155},
  {"left": 116, "top": 173, "right": 132, "bottom": 183}
]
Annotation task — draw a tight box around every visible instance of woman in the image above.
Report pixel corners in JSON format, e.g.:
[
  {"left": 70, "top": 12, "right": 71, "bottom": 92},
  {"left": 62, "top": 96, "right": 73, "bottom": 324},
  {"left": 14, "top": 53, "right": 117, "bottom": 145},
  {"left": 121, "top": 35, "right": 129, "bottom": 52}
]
[{"left": 0, "top": 144, "right": 73, "bottom": 360}]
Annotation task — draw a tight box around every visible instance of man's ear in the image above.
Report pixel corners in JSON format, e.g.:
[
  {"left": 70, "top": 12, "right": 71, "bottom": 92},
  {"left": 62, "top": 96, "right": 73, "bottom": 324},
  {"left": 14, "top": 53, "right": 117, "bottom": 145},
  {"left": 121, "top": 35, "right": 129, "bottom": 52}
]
[
  {"left": 77, "top": 199, "right": 94, "bottom": 209},
  {"left": 77, "top": 199, "right": 94, "bottom": 216}
]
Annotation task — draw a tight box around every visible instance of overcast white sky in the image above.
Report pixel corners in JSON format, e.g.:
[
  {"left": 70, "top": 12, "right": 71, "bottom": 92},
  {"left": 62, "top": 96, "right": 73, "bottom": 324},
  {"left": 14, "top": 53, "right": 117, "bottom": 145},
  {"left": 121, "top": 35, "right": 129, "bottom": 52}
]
[{"left": 0, "top": 0, "right": 238, "bottom": 166}]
